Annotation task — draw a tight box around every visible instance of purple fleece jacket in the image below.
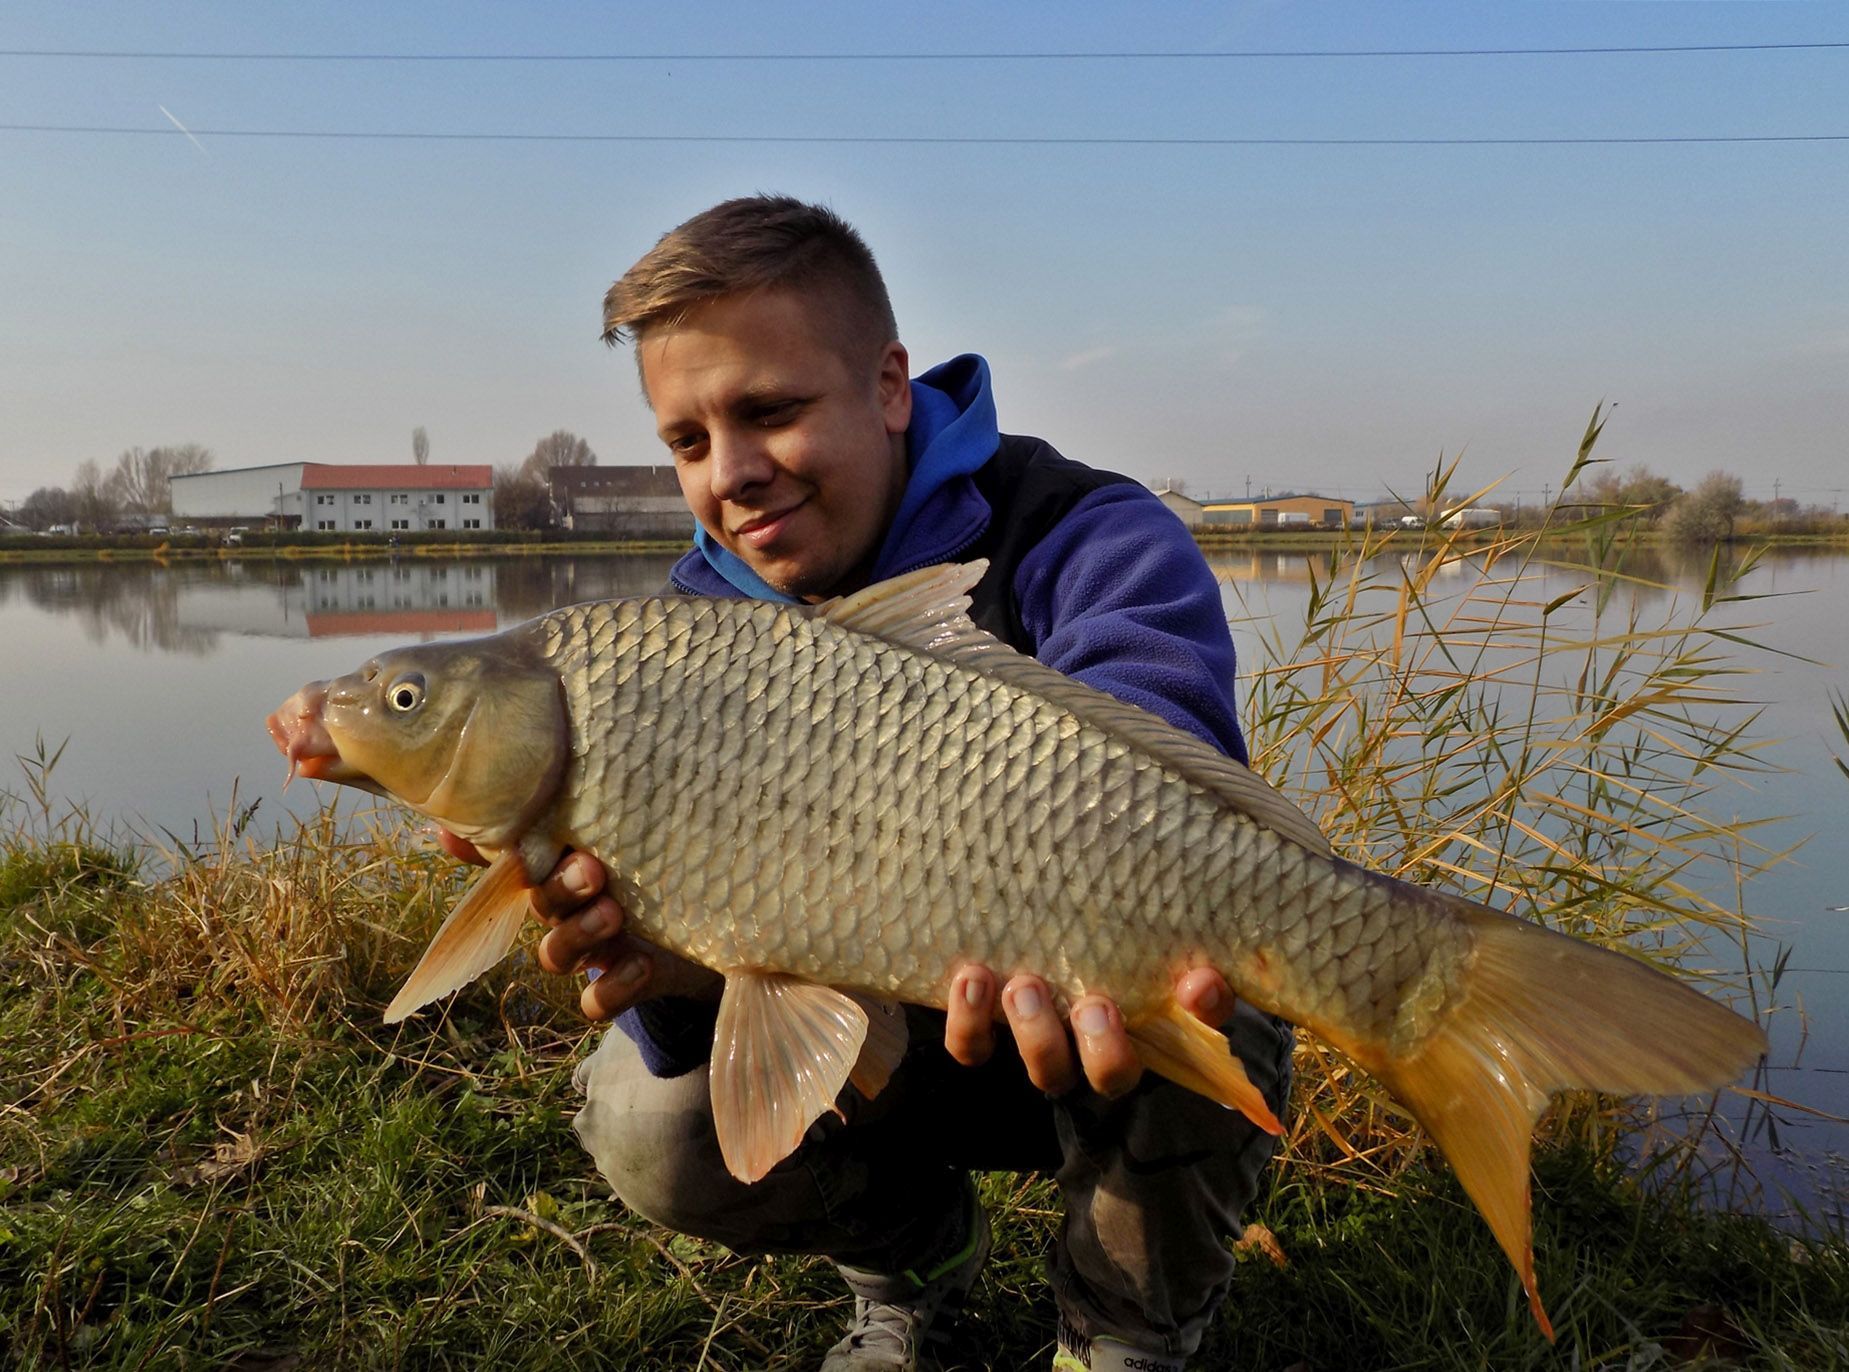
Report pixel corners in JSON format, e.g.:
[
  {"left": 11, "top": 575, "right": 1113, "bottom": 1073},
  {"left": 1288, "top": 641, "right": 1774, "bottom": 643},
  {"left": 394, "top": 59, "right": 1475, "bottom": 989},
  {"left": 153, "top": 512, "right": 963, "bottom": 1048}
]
[{"left": 620, "top": 354, "right": 1247, "bottom": 1076}]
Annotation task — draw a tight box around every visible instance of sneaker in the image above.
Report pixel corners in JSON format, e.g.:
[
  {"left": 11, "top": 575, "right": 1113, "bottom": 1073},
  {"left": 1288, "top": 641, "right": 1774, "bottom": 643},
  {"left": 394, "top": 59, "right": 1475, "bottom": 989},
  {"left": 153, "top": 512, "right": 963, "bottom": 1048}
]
[
  {"left": 1052, "top": 1317, "right": 1184, "bottom": 1372},
  {"left": 818, "top": 1186, "right": 992, "bottom": 1371}
]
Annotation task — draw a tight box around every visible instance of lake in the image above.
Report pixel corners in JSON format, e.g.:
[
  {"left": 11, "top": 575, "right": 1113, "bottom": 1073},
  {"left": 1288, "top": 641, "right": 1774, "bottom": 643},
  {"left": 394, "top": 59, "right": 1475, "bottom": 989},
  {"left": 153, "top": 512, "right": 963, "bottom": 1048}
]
[{"left": 2, "top": 546, "right": 1843, "bottom": 1226}]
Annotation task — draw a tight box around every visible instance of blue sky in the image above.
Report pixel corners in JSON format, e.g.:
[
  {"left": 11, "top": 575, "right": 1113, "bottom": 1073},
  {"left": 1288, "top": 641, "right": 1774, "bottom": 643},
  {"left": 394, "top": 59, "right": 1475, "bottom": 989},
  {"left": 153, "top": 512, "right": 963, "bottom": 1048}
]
[{"left": 3, "top": 1, "right": 1845, "bottom": 510}]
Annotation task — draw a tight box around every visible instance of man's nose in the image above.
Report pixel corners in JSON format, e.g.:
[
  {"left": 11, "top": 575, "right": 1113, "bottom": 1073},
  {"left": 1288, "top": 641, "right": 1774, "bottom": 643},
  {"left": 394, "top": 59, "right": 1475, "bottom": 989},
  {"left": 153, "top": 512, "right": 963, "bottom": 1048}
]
[{"left": 708, "top": 430, "right": 774, "bottom": 502}]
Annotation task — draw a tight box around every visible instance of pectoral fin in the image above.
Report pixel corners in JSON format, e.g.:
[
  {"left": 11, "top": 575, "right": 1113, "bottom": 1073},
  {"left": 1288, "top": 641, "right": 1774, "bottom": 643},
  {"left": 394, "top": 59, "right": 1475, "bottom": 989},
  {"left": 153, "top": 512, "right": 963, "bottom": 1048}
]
[
  {"left": 1127, "top": 1000, "right": 1283, "bottom": 1136},
  {"left": 710, "top": 973, "right": 871, "bottom": 1184},
  {"left": 383, "top": 850, "right": 533, "bottom": 1023}
]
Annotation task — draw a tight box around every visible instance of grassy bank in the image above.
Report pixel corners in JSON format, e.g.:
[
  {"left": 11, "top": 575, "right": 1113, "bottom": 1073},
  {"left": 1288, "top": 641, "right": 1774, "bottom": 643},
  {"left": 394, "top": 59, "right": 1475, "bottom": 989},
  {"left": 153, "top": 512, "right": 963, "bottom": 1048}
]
[
  {"left": 2, "top": 826, "right": 1844, "bottom": 1370},
  {"left": 6, "top": 450, "right": 1847, "bottom": 1366}
]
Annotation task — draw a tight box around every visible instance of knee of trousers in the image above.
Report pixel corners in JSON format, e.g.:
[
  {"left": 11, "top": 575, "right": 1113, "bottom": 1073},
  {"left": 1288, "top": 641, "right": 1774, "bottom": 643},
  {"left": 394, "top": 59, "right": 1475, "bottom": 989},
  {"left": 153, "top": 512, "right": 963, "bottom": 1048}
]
[{"left": 572, "top": 1030, "right": 745, "bottom": 1236}]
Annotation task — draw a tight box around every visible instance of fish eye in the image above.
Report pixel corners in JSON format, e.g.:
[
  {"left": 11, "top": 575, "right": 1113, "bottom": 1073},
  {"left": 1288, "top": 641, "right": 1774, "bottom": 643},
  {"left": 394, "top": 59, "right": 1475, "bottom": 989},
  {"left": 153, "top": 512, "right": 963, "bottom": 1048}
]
[{"left": 386, "top": 674, "right": 426, "bottom": 713}]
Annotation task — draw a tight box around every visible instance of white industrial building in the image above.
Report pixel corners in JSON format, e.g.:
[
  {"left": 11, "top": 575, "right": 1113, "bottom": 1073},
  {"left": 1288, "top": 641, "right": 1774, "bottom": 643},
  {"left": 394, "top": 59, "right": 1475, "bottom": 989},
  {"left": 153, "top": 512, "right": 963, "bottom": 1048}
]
[{"left": 172, "top": 463, "right": 495, "bottom": 533}]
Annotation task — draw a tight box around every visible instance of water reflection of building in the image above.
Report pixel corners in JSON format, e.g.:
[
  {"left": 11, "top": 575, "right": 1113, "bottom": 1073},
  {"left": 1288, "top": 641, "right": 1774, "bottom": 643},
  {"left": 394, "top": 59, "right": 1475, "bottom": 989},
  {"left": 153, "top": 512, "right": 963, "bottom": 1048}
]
[
  {"left": 167, "top": 561, "right": 503, "bottom": 639},
  {"left": 1207, "top": 552, "right": 1325, "bottom": 585},
  {"left": 299, "top": 563, "right": 498, "bottom": 637}
]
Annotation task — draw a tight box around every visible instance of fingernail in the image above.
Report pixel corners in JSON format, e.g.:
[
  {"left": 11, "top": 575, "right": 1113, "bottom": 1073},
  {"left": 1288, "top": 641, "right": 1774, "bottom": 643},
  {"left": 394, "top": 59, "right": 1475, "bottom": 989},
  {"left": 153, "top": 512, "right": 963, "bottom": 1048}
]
[
  {"left": 615, "top": 957, "right": 647, "bottom": 986},
  {"left": 1010, "top": 985, "right": 1043, "bottom": 1019},
  {"left": 561, "top": 863, "right": 593, "bottom": 898},
  {"left": 583, "top": 966, "right": 602, "bottom": 982},
  {"left": 962, "top": 973, "right": 988, "bottom": 1009},
  {"left": 579, "top": 905, "right": 613, "bottom": 938},
  {"left": 1076, "top": 1003, "right": 1111, "bottom": 1037}
]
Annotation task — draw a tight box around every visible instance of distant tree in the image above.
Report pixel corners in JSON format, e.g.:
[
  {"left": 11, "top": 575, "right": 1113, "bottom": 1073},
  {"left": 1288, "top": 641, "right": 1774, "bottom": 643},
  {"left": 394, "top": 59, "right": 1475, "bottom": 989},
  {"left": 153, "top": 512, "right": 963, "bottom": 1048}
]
[
  {"left": 412, "top": 426, "right": 430, "bottom": 466},
  {"left": 19, "top": 486, "right": 78, "bottom": 530},
  {"left": 1667, "top": 471, "right": 1746, "bottom": 544},
  {"left": 70, "top": 459, "right": 118, "bottom": 531},
  {"left": 520, "top": 430, "right": 597, "bottom": 482},
  {"left": 1581, "top": 464, "right": 1682, "bottom": 524},
  {"left": 107, "top": 443, "right": 214, "bottom": 514},
  {"left": 494, "top": 465, "right": 554, "bottom": 531}
]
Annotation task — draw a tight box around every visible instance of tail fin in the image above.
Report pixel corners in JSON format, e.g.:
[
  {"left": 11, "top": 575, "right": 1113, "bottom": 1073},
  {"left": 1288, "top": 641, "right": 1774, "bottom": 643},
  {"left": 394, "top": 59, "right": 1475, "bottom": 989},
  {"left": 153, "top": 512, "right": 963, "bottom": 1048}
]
[{"left": 1357, "top": 895, "right": 1766, "bottom": 1340}]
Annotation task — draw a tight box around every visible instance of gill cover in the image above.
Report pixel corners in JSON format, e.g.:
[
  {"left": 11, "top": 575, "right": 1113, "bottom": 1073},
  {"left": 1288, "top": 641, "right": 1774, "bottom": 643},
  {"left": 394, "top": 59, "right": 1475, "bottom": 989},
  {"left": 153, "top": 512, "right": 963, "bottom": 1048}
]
[{"left": 317, "top": 625, "right": 569, "bottom": 850}]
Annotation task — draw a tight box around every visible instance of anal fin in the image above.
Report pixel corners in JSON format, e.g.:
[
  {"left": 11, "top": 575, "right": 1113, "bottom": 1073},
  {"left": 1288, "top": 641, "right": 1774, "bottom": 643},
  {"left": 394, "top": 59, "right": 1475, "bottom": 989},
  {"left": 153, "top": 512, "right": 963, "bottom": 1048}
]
[
  {"left": 1127, "top": 1000, "right": 1283, "bottom": 1136},
  {"left": 710, "top": 973, "right": 871, "bottom": 1184},
  {"left": 383, "top": 850, "right": 533, "bottom": 1023}
]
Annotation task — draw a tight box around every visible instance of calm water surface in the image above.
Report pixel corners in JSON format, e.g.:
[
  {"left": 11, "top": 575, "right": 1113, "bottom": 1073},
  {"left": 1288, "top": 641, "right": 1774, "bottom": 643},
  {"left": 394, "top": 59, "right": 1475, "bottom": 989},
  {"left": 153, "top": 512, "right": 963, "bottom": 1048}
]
[{"left": 2, "top": 548, "right": 1843, "bottom": 1224}]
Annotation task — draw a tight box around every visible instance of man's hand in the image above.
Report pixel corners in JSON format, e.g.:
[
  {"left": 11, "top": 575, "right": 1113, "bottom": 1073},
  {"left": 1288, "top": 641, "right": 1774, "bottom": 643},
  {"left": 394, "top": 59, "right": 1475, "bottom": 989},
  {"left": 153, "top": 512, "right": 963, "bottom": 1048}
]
[
  {"left": 943, "top": 962, "right": 1234, "bottom": 1098},
  {"left": 435, "top": 831, "right": 720, "bottom": 1020}
]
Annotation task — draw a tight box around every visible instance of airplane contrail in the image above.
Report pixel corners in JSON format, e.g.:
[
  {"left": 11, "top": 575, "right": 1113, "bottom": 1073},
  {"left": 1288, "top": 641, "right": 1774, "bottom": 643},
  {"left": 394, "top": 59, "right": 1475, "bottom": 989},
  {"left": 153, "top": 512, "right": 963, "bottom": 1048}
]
[{"left": 158, "top": 104, "right": 208, "bottom": 154}]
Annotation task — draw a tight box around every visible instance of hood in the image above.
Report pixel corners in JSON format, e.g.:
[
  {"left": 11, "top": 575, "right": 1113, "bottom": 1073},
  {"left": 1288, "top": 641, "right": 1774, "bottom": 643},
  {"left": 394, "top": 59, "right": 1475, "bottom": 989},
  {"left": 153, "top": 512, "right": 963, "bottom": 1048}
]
[{"left": 678, "top": 354, "right": 1001, "bottom": 599}]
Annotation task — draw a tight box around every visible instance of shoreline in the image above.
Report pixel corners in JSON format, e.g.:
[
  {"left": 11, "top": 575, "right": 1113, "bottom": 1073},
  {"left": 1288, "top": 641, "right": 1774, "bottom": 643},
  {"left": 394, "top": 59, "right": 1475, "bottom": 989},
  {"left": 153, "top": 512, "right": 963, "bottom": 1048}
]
[{"left": 4, "top": 527, "right": 1846, "bottom": 566}]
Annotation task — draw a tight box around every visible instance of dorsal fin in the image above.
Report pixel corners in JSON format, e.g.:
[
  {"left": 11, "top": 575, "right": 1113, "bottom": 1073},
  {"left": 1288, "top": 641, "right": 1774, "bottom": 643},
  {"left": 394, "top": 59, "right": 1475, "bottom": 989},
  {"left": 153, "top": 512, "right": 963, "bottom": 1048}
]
[{"left": 813, "top": 562, "right": 1334, "bottom": 861}]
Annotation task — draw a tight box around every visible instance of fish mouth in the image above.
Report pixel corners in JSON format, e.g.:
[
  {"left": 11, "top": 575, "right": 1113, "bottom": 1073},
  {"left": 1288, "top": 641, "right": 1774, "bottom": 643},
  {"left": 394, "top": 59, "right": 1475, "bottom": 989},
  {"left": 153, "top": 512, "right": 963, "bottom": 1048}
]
[{"left": 267, "top": 682, "right": 369, "bottom": 786}]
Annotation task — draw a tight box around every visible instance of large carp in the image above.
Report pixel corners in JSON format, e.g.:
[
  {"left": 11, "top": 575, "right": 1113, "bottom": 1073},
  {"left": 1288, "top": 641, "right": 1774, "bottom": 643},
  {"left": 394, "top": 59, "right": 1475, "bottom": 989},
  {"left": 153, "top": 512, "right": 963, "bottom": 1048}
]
[{"left": 267, "top": 561, "right": 1764, "bottom": 1337}]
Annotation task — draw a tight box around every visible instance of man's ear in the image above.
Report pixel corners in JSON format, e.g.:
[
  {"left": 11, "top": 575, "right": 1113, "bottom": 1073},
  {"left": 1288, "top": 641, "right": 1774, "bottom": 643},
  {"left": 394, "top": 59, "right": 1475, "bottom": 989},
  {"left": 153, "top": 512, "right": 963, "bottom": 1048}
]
[{"left": 877, "top": 341, "right": 912, "bottom": 435}]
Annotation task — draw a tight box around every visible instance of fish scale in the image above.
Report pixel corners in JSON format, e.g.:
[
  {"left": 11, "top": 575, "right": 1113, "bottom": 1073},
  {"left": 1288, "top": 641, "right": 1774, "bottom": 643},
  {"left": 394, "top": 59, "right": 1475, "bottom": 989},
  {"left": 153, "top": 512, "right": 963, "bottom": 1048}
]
[{"left": 537, "top": 593, "right": 1447, "bottom": 1043}]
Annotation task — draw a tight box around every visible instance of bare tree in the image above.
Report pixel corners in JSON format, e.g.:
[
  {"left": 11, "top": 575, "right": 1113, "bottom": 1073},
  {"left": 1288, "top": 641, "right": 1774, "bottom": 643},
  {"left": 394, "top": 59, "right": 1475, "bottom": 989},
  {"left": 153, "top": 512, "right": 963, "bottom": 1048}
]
[
  {"left": 494, "top": 465, "right": 554, "bottom": 530},
  {"left": 520, "top": 429, "right": 597, "bottom": 481},
  {"left": 1667, "top": 471, "right": 1746, "bottom": 544},
  {"left": 19, "top": 486, "right": 79, "bottom": 530},
  {"left": 70, "top": 459, "right": 118, "bottom": 531},
  {"left": 108, "top": 443, "right": 215, "bottom": 514},
  {"left": 413, "top": 426, "right": 430, "bottom": 466}
]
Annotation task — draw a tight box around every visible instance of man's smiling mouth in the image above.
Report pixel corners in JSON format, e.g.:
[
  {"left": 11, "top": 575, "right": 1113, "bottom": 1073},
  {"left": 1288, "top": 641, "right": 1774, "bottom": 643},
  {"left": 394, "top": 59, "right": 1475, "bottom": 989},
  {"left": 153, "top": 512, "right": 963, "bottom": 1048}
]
[{"left": 734, "top": 501, "right": 806, "bottom": 545}]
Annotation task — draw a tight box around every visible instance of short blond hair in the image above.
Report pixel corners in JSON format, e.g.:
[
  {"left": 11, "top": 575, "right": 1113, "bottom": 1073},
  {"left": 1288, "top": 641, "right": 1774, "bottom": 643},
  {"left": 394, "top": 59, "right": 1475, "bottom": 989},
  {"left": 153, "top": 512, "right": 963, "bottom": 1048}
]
[{"left": 602, "top": 196, "right": 898, "bottom": 363}]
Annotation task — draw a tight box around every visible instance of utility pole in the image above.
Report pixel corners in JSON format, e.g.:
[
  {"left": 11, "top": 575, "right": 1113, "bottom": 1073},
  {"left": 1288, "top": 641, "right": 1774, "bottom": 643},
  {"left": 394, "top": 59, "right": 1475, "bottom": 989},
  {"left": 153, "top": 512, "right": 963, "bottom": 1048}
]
[
  {"left": 1773, "top": 478, "right": 1781, "bottom": 523},
  {"left": 1244, "top": 475, "right": 1252, "bottom": 501}
]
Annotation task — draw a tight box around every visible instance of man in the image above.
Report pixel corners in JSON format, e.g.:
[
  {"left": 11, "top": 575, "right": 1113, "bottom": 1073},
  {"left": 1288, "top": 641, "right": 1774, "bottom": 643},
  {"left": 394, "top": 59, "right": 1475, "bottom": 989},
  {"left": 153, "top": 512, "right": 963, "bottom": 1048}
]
[{"left": 469, "top": 195, "right": 1291, "bottom": 1371}]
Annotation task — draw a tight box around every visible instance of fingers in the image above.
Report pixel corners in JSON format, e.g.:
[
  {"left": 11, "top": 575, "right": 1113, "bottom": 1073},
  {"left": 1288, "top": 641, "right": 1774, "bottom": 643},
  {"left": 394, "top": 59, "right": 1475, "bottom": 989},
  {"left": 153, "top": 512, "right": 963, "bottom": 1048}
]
[
  {"left": 1069, "top": 996, "right": 1145, "bottom": 1098},
  {"left": 580, "top": 946, "right": 653, "bottom": 1021},
  {"left": 530, "top": 850, "right": 606, "bottom": 922},
  {"left": 943, "top": 965, "right": 996, "bottom": 1067},
  {"left": 536, "top": 895, "right": 625, "bottom": 975},
  {"left": 1001, "top": 975, "right": 1077, "bottom": 1097},
  {"left": 435, "top": 828, "right": 487, "bottom": 866},
  {"left": 1175, "top": 967, "right": 1236, "bottom": 1027}
]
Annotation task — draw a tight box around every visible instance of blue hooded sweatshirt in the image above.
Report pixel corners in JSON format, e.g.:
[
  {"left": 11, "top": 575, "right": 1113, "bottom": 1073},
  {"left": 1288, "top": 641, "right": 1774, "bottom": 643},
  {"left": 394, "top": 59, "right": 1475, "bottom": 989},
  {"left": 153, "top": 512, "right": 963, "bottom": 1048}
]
[{"left": 626, "top": 354, "right": 1247, "bottom": 1075}]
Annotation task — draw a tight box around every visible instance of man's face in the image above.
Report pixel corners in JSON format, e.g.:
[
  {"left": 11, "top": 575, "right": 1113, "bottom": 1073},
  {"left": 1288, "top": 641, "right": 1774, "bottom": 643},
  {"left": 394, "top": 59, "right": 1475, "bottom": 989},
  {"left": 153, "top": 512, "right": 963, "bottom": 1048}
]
[{"left": 639, "top": 289, "right": 912, "bottom": 601}]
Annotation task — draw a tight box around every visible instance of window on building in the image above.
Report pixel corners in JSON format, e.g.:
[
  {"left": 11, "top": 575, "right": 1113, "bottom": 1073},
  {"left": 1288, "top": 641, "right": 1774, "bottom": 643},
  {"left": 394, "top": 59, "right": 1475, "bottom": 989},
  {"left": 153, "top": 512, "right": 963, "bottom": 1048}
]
[
  {"left": 317, "top": 520, "right": 335, "bottom": 531},
  {"left": 355, "top": 493, "right": 371, "bottom": 505},
  {"left": 430, "top": 519, "right": 446, "bottom": 530},
  {"left": 463, "top": 493, "right": 481, "bottom": 505},
  {"left": 434, "top": 494, "right": 445, "bottom": 504},
  {"left": 355, "top": 520, "right": 373, "bottom": 530},
  {"left": 316, "top": 494, "right": 333, "bottom": 506},
  {"left": 391, "top": 493, "right": 408, "bottom": 505},
  {"left": 390, "top": 519, "right": 409, "bottom": 530},
  {"left": 462, "top": 518, "right": 481, "bottom": 529}
]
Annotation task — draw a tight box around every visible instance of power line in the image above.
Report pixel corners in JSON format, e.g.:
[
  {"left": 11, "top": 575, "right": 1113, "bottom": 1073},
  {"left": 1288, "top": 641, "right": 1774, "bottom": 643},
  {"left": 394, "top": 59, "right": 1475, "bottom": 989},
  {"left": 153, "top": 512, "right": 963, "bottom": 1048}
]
[
  {"left": 1, "top": 42, "right": 1846, "bottom": 62},
  {"left": 3, "top": 123, "right": 1845, "bottom": 147}
]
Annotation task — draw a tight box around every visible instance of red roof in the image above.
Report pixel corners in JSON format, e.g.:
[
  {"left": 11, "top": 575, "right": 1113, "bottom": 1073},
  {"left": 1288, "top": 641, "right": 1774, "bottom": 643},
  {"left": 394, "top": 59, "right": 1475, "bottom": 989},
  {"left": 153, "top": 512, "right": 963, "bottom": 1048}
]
[{"left": 300, "top": 464, "right": 492, "bottom": 491}]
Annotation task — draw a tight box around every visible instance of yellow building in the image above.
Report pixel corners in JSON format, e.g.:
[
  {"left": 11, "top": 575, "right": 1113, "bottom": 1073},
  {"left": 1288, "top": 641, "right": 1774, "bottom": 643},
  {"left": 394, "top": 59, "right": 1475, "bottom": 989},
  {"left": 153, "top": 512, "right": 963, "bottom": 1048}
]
[{"left": 1198, "top": 494, "right": 1353, "bottom": 529}]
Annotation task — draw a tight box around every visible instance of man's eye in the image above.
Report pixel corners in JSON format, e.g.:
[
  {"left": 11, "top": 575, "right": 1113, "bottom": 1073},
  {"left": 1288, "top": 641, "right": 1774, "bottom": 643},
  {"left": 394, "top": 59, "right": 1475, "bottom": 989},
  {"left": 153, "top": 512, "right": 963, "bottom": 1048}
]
[{"left": 755, "top": 402, "right": 798, "bottom": 425}]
